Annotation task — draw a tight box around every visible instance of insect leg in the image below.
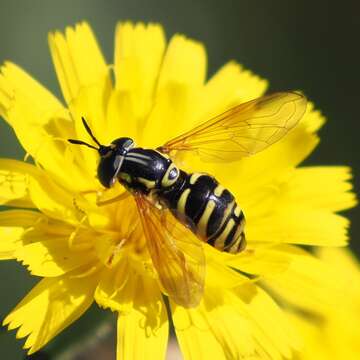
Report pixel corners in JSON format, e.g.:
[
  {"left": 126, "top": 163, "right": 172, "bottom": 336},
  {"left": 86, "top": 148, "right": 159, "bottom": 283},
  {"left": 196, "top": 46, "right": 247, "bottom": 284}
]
[{"left": 96, "top": 191, "right": 130, "bottom": 206}]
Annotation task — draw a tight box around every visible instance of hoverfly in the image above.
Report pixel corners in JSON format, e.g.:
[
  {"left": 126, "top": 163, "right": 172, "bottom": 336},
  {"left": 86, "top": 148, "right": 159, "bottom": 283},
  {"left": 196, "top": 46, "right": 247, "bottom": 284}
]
[{"left": 68, "top": 92, "right": 306, "bottom": 307}]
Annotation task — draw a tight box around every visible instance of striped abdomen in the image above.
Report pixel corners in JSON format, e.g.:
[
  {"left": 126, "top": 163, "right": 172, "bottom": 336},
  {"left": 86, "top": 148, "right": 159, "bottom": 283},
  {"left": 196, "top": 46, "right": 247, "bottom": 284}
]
[{"left": 159, "top": 172, "right": 246, "bottom": 254}]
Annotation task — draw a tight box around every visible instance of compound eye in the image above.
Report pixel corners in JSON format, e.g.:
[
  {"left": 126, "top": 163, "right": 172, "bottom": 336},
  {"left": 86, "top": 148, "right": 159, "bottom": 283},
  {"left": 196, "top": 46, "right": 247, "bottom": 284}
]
[{"left": 97, "top": 153, "right": 123, "bottom": 188}]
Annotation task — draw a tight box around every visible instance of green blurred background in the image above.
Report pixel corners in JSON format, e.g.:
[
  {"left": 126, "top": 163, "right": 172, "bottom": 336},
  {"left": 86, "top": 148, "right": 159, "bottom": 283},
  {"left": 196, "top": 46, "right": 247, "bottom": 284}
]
[{"left": 0, "top": 0, "right": 358, "bottom": 358}]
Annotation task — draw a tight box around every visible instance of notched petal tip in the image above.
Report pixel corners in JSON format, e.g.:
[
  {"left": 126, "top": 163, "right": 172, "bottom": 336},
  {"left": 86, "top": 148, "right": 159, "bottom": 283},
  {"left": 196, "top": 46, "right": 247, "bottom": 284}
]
[
  {"left": 301, "top": 101, "right": 326, "bottom": 132},
  {"left": 116, "top": 20, "right": 165, "bottom": 32},
  {"left": 2, "top": 313, "right": 12, "bottom": 327},
  {"left": 227, "top": 60, "right": 269, "bottom": 94},
  {"left": 3, "top": 273, "right": 98, "bottom": 355},
  {"left": 48, "top": 20, "right": 91, "bottom": 37}
]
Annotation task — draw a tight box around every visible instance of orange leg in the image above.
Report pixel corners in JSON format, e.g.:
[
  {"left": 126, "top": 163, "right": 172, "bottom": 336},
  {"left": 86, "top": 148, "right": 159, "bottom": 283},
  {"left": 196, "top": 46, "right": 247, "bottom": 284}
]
[
  {"left": 78, "top": 188, "right": 130, "bottom": 206},
  {"left": 96, "top": 191, "right": 130, "bottom": 206}
]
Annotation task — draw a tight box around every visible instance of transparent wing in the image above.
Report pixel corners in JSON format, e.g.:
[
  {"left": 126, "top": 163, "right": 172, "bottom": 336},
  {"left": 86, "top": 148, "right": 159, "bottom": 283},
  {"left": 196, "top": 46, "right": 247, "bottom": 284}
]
[
  {"left": 135, "top": 195, "right": 205, "bottom": 308},
  {"left": 158, "top": 92, "right": 307, "bottom": 162}
]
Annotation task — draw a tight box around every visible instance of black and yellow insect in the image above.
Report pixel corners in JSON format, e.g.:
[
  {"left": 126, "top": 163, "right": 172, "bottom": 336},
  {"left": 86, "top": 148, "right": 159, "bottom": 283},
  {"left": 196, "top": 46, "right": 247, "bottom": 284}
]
[{"left": 69, "top": 92, "right": 306, "bottom": 307}]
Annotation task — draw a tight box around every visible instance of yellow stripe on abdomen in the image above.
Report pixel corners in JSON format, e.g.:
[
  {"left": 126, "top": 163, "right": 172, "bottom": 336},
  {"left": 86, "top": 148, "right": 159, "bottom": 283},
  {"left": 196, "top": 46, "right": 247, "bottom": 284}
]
[
  {"left": 213, "top": 218, "right": 236, "bottom": 250},
  {"left": 214, "top": 184, "right": 225, "bottom": 197},
  {"left": 196, "top": 199, "right": 216, "bottom": 238},
  {"left": 177, "top": 188, "right": 191, "bottom": 214},
  {"left": 189, "top": 173, "right": 206, "bottom": 185}
]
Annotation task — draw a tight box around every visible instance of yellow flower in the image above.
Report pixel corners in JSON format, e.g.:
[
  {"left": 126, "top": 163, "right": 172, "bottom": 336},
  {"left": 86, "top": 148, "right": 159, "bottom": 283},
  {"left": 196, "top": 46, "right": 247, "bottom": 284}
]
[
  {"left": 289, "top": 248, "right": 360, "bottom": 360},
  {"left": 0, "top": 22, "right": 356, "bottom": 359}
]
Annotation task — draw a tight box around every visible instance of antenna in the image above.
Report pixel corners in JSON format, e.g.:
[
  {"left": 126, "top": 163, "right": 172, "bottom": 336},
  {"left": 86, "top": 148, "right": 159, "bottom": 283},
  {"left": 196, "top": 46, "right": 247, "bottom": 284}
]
[
  {"left": 81, "top": 117, "right": 101, "bottom": 147},
  {"left": 67, "top": 139, "right": 98, "bottom": 150},
  {"left": 67, "top": 117, "right": 103, "bottom": 151}
]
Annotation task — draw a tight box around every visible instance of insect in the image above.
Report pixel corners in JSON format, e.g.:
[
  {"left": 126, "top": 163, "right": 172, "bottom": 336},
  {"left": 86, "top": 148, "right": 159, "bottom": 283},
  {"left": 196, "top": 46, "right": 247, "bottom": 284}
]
[{"left": 68, "top": 92, "right": 307, "bottom": 307}]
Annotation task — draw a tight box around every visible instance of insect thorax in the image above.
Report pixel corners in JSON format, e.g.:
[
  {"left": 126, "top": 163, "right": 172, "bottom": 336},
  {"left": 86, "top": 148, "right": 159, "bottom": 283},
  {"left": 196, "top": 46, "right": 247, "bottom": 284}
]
[{"left": 118, "top": 148, "right": 180, "bottom": 193}]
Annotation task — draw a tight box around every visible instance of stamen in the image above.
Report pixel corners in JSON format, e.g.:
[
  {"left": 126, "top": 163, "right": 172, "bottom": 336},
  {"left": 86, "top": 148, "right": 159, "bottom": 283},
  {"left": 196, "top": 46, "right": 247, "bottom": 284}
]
[
  {"left": 106, "top": 238, "right": 127, "bottom": 267},
  {"left": 71, "top": 262, "right": 102, "bottom": 278},
  {"left": 23, "top": 153, "right": 31, "bottom": 162},
  {"left": 68, "top": 215, "right": 89, "bottom": 251},
  {"left": 72, "top": 198, "right": 87, "bottom": 216}
]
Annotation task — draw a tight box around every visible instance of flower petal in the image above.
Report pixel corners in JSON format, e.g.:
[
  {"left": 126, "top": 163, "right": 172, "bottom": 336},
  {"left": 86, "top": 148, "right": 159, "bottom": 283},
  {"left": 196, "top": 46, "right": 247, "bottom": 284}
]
[
  {"left": 3, "top": 268, "right": 100, "bottom": 354},
  {"left": 0, "top": 210, "right": 43, "bottom": 259},
  {"left": 0, "top": 157, "right": 36, "bottom": 208},
  {"left": 244, "top": 166, "right": 355, "bottom": 246},
  {"left": 15, "top": 234, "right": 96, "bottom": 277},
  {"left": 0, "top": 159, "right": 77, "bottom": 222},
  {"left": 315, "top": 247, "right": 360, "bottom": 304},
  {"left": 205, "top": 246, "right": 251, "bottom": 288},
  {"left": 172, "top": 303, "right": 230, "bottom": 360},
  {"left": 108, "top": 22, "right": 166, "bottom": 143},
  {"left": 0, "top": 63, "right": 92, "bottom": 192},
  {"left": 199, "top": 61, "right": 268, "bottom": 121},
  {"left": 277, "top": 166, "right": 357, "bottom": 212},
  {"left": 116, "top": 276, "right": 168, "bottom": 360},
  {"left": 172, "top": 283, "right": 298, "bottom": 360},
  {"left": 225, "top": 244, "right": 292, "bottom": 276},
  {"left": 0, "top": 72, "right": 12, "bottom": 117},
  {"left": 230, "top": 284, "right": 299, "bottom": 360},
  {"left": 301, "top": 101, "right": 325, "bottom": 133},
  {"left": 28, "top": 174, "right": 81, "bottom": 223},
  {"left": 0, "top": 227, "right": 23, "bottom": 260},
  {"left": 210, "top": 137, "right": 352, "bottom": 250},
  {"left": 263, "top": 245, "right": 345, "bottom": 313},
  {"left": 48, "top": 22, "right": 112, "bottom": 172},
  {"left": 143, "top": 34, "right": 207, "bottom": 147},
  {"left": 288, "top": 313, "right": 329, "bottom": 360},
  {"left": 247, "top": 206, "right": 349, "bottom": 246},
  {"left": 0, "top": 159, "right": 107, "bottom": 227},
  {"left": 317, "top": 247, "right": 360, "bottom": 286},
  {"left": 48, "top": 22, "right": 109, "bottom": 106},
  {"left": 95, "top": 258, "right": 135, "bottom": 313},
  {"left": 289, "top": 249, "right": 360, "bottom": 360},
  {"left": 0, "top": 62, "right": 64, "bottom": 121},
  {"left": 213, "top": 127, "right": 319, "bottom": 218}
]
